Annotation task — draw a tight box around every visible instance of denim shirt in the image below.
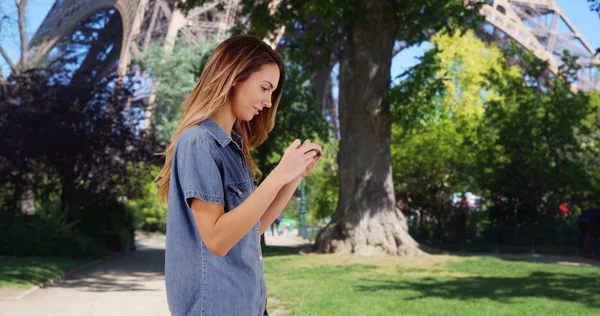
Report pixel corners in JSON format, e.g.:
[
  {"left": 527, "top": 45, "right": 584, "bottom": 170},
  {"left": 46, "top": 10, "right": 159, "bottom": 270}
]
[{"left": 165, "top": 117, "right": 265, "bottom": 316}]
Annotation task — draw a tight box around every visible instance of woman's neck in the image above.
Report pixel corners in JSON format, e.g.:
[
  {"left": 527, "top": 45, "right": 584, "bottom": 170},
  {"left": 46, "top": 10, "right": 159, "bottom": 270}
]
[{"left": 209, "top": 105, "right": 236, "bottom": 138}]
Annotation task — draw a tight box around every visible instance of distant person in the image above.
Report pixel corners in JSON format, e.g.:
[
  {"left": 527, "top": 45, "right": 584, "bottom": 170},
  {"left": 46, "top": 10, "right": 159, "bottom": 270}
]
[
  {"left": 271, "top": 214, "right": 282, "bottom": 236},
  {"left": 559, "top": 202, "right": 569, "bottom": 217},
  {"left": 577, "top": 208, "right": 600, "bottom": 255},
  {"left": 155, "top": 35, "right": 323, "bottom": 316}
]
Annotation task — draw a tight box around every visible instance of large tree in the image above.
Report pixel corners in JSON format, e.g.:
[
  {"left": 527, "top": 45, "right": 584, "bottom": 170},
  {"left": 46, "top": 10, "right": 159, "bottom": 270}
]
[
  {"left": 1, "top": 0, "right": 33, "bottom": 214},
  {"left": 181, "top": 0, "right": 483, "bottom": 255}
]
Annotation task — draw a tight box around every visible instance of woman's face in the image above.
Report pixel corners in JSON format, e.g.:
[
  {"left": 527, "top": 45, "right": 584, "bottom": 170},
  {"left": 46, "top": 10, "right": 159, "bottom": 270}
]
[{"left": 230, "top": 63, "right": 280, "bottom": 122}]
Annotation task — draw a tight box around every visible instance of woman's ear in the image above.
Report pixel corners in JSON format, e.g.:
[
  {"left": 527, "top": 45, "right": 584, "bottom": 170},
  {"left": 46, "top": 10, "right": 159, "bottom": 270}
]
[{"left": 232, "top": 81, "right": 237, "bottom": 87}]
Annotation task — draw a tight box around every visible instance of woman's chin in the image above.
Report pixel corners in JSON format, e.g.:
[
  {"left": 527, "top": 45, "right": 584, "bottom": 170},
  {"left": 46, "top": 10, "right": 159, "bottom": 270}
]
[
  {"left": 249, "top": 112, "right": 260, "bottom": 121},
  {"left": 236, "top": 110, "right": 258, "bottom": 121},
  {"left": 238, "top": 115, "right": 254, "bottom": 122}
]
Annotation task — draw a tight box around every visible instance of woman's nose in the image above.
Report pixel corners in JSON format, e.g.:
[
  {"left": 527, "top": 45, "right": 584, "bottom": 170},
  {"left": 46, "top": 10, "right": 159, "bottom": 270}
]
[{"left": 262, "top": 99, "right": 272, "bottom": 108}]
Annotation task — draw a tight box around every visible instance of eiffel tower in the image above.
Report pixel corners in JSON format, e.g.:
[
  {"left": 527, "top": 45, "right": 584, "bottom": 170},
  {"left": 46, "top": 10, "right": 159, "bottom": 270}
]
[
  {"left": 28, "top": 0, "right": 598, "bottom": 93},
  {"left": 27, "top": 0, "right": 241, "bottom": 78},
  {"left": 478, "top": 0, "right": 599, "bottom": 92}
]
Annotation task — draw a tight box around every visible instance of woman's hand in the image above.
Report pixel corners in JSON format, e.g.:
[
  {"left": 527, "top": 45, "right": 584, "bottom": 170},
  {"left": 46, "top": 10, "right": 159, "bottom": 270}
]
[
  {"left": 273, "top": 139, "right": 321, "bottom": 184},
  {"left": 299, "top": 140, "right": 322, "bottom": 178}
]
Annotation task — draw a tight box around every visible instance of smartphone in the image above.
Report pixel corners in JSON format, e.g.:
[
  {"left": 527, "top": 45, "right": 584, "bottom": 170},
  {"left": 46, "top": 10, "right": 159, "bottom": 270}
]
[{"left": 304, "top": 148, "right": 323, "bottom": 157}]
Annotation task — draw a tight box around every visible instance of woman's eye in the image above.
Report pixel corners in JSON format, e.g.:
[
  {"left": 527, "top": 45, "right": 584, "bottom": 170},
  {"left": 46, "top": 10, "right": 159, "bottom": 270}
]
[{"left": 261, "top": 87, "right": 268, "bottom": 92}]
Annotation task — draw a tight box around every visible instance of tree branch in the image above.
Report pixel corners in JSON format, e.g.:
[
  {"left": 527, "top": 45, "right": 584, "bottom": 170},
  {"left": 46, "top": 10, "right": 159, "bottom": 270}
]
[
  {"left": 16, "top": 0, "right": 28, "bottom": 64},
  {"left": 0, "top": 44, "right": 16, "bottom": 72}
]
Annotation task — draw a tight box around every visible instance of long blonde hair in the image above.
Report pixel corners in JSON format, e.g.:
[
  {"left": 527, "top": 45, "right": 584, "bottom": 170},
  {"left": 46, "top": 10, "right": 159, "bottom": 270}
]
[{"left": 155, "top": 34, "right": 286, "bottom": 201}]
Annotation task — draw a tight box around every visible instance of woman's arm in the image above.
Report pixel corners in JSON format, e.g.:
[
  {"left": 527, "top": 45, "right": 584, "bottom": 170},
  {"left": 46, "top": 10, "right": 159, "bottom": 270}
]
[
  {"left": 189, "top": 171, "right": 285, "bottom": 256},
  {"left": 189, "top": 139, "right": 320, "bottom": 256},
  {"left": 258, "top": 176, "right": 303, "bottom": 235},
  {"left": 259, "top": 143, "right": 322, "bottom": 234}
]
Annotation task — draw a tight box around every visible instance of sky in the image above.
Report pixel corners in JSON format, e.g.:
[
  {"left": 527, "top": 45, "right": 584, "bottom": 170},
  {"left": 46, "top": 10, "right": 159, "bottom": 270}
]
[{"left": 0, "top": 0, "right": 599, "bottom": 80}]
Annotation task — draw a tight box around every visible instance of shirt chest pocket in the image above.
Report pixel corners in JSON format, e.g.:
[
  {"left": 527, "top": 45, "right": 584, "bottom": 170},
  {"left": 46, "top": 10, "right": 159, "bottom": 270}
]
[{"left": 224, "top": 181, "right": 252, "bottom": 211}]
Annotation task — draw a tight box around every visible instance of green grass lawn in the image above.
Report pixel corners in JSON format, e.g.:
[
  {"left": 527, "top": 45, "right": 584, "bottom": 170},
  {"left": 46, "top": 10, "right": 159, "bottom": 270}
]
[
  {"left": 0, "top": 256, "right": 93, "bottom": 288},
  {"left": 262, "top": 246, "right": 600, "bottom": 316}
]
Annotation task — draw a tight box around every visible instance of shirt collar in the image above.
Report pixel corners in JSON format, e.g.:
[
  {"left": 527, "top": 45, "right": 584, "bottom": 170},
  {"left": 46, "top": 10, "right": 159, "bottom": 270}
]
[{"left": 199, "top": 117, "right": 243, "bottom": 149}]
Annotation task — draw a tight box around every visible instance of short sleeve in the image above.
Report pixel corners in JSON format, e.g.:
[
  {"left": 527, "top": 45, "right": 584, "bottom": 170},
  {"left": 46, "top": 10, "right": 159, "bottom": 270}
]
[{"left": 175, "top": 137, "right": 224, "bottom": 207}]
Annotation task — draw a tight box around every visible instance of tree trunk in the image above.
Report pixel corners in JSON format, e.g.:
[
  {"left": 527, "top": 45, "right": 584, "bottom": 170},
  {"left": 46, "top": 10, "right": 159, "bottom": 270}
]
[
  {"left": 20, "top": 172, "right": 34, "bottom": 215},
  {"left": 60, "top": 176, "right": 76, "bottom": 222},
  {"left": 16, "top": 0, "right": 28, "bottom": 65},
  {"left": 314, "top": 0, "right": 424, "bottom": 256},
  {"left": 311, "top": 66, "right": 340, "bottom": 139}
]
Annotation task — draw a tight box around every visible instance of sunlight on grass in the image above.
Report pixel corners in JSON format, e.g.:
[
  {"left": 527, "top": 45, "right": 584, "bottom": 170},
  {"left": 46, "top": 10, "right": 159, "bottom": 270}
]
[{"left": 263, "top": 248, "right": 600, "bottom": 316}]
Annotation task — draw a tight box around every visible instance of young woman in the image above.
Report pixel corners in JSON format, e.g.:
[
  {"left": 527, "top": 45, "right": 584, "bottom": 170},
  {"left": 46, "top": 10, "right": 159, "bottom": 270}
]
[{"left": 155, "top": 34, "right": 322, "bottom": 316}]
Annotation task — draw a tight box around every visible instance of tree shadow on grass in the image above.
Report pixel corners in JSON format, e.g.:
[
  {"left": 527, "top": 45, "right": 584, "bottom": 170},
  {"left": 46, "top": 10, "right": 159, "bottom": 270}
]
[
  {"left": 355, "top": 271, "right": 600, "bottom": 309},
  {"left": 0, "top": 263, "right": 66, "bottom": 288}
]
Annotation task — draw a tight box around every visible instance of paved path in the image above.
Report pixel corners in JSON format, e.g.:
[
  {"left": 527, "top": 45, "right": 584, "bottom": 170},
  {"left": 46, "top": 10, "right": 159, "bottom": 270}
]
[
  {"left": 264, "top": 228, "right": 312, "bottom": 247},
  {"left": 0, "top": 232, "right": 307, "bottom": 315},
  {"left": 0, "top": 235, "right": 170, "bottom": 316}
]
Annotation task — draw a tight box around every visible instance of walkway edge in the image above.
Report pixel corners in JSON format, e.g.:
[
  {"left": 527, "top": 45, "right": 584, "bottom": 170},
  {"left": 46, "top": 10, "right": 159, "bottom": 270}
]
[{"left": 0, "top": 251, "right": 130, "bottom": 301}]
